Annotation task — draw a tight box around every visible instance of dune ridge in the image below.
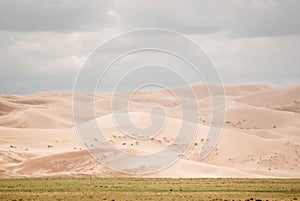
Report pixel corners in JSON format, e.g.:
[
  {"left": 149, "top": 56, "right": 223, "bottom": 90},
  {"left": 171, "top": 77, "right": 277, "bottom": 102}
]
[{"left": 0, "top": 84, "right": 299, "bottom": 178}]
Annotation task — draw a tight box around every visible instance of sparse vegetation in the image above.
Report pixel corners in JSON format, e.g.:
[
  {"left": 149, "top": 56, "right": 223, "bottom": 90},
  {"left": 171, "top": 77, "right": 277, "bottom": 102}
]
[{"left": 0, "top": 178, "right": 299, "bottom": 201}]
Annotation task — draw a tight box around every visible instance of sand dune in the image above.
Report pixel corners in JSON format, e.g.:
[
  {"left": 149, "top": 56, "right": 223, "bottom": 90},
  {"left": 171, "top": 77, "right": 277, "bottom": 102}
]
[
  {"left": 225, "top": 84, "right": 272, "bottom": 96},
  {"left": 236, "top": 85, "right": 300, "bottom": 107},
  {"left": 225, "top": 103, "right": 300, "bottom": 129},
  {"left": 0, "top": 84, "right": 299, "bottom": 178}
]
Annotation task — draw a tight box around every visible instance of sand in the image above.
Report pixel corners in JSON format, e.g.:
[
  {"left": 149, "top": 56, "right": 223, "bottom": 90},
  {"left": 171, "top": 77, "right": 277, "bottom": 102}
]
[{"left": 0, "top": 84, "right": 299, "bottom": 178}]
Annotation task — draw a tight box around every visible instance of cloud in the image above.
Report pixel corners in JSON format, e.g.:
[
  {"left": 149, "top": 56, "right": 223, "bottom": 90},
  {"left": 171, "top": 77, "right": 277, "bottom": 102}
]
[
  {"left": 0, "top": 0, "right": 300, "bottom": 94},
  {"left": 0, "top": 31, "right": 113, "bottom": 94},
  {"left": 192, "top": 34, "right": 300, "bottom": 85},
  {"left": 1, "top": 0, "right": 300, "bottom": 37},
  {"left": 230, "top": 0, "right": 300, "bottom": 37},
  {"left": 0, "top": 0, "right": 116, "bottom": 31},
  {"left": 112, "top": 0, "right": 300, "bottom": 37}
]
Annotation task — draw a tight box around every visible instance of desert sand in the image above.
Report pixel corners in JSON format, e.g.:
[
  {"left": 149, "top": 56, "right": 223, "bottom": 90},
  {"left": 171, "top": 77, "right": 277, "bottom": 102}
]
[{"left": 0, "top": 84, "right": 299, "bottom": 178}]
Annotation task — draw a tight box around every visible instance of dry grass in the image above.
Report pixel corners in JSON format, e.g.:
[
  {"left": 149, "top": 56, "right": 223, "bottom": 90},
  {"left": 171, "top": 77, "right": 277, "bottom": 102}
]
[{"left": 0, "top": 178, "right": 299, "bottom": 201}]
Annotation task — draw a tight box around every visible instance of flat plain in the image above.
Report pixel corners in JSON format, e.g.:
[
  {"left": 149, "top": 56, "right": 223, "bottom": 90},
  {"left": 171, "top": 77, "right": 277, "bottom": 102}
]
[{"left": 0, "top": 178, "right": 299, "bottom": 201}]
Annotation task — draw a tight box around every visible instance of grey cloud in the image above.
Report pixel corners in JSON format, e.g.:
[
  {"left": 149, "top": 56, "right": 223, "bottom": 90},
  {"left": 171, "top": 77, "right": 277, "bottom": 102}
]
[
  {"left": 1, "top": 67, "right": 77, "bottom": 94},
  {"left": 112, "top": 0, "right": 300, "bottom": 37},
  {"left": 0, "top": 31, "right": 86, "bottom": 94},
  {"left": 1, "top": 0, "right": 299, "bottom": 37},
  {"left": 112, "top": 0, "right": 232, "bottom": 34},
  {"left": 0, "top": 0, "right": 300, "bottom": 94},
  {"left": 196, "top": 34, "right": 300, "bottom": 86},
  {"left": 231, "top": 0, "right": 300, "bottom": 37},
  {"left": 0, "top": 0, "right": 116, "bottom": 31}
]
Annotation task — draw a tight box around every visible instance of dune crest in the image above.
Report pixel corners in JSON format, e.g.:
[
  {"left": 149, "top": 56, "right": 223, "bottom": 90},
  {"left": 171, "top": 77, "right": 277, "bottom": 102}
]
[{"left": 0, "top": 84, "right": 300, "bottom": 178}]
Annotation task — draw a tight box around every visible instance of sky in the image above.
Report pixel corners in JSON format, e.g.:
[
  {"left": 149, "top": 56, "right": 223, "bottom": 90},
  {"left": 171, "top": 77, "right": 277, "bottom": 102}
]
[{"left": 0, "top": 0, "right": 300, "bottom": 94}]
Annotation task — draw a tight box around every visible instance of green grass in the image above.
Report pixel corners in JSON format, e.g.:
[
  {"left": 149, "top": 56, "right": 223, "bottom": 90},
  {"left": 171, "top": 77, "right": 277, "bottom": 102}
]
[{"left": 0, "top": 178, "right": 299, "bottom": 201}]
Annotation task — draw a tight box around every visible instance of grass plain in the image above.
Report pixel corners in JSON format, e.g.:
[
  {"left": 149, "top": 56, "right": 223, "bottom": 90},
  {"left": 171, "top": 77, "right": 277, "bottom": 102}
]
[{"left": 0, "top": 178, "right": 299, "bottom": 201}]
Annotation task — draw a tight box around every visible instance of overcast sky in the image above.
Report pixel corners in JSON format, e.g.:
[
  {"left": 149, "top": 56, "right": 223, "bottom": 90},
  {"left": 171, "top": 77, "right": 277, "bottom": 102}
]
[{"left": 0, "top": 0, "right": 300, "bottom": 94}]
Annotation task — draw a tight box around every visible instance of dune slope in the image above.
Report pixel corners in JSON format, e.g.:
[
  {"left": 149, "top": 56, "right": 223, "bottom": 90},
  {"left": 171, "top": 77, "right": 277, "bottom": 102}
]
[{"left": 0, "top": 84, "right": 299, "bottom": 178}]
